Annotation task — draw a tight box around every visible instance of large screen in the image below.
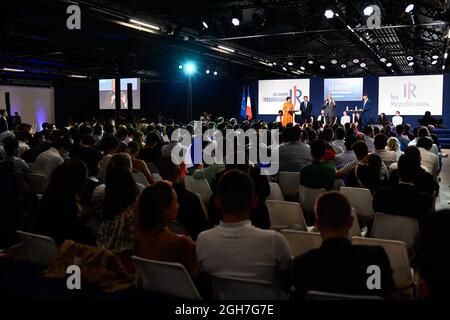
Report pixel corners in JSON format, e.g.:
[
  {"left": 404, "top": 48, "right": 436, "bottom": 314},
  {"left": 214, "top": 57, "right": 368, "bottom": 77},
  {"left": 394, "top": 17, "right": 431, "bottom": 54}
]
[
  {"left": 99, "top": 78, "right": 141, "bottom": 110},
  {"left": 324, "top": 78, "right": 363, "bottom": 101},
  {"left": 378, "top": 75, "right": 443, "bottom": 115},
  {"left": 258, "top": 79, "right": 310, "bottom": 115}
]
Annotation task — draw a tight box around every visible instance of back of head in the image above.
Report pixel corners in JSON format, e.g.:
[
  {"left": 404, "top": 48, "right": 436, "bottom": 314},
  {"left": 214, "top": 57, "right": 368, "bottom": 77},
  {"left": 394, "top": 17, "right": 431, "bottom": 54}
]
[
  {"left": 418, "top": 127, "right": 430, "bottom": 138},
  {"left": 416, "top": 137, "right": 433, "bottom": 151},
  {"left": 404, "top": 146, "right": 420, "bottom": 161},
  {"left": 126, "top": 141, "right": 140, "bottom": 156},
  {"left": 103, "top": 166, "right": 138, "bottom": 219},
  {"left": 2, "top": 136, "right": 19, "bottom": 156},
  {"left": 315, "top": 192, "right": 352, "bottom": 232},
  {"left": 99, "top": 135, "right": 119, "bottom": 153},
  {"left": 344, "top": 135, "right": 357, "bottom": 151},
  {"left": 309, "top": 139, "right": 326, "bottom": 160},
  {"left": 374, "top": 133, "right": 388, "bottom": 150},
  {"left": 335, "top": 127, "right": 345, "bottom": 140},
  {"left": 396, "top": 125, "right": 403, "bottom": 135},
  {"left": 387, "top": 137, "right": 400, "bottom": 151},
  {"left": 323, "top": 127, "right": 334, "bottom": 142},
  {"left": 398, "top": 154, "right": 419, "bottom": 183},
  {"left": 53, "top": 136, "right": 72, "bottom": 151},
  {"left": 107, "top": 152, "right": 132, "bottom": 172},
  {"left": 156, "top": 155, "right": 180, "bottom": 182},
  {"left": 217, "top": 169, "right": 254, "bottom": 216},
  {"left": 352, "top": 141, "right": 369, "bottom": 160}
]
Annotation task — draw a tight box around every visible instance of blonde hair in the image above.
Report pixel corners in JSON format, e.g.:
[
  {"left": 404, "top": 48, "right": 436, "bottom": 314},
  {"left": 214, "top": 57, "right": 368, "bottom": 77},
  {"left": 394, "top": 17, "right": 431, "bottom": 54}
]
[{"left": 387, "top": 137, "right": 400, "bottom": 152}]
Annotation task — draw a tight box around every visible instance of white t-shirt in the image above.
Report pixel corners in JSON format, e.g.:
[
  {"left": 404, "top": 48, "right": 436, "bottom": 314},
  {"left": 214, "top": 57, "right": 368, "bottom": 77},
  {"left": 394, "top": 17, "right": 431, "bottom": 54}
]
[
  {"left": 34, "top": 147, "right": 64, "bottom": 177},
  {"left": 392, "top": 115, "right": 403, "bottom": 127},
  {"left": 340, "top": 115, "right": 351, "bottom": 126}
]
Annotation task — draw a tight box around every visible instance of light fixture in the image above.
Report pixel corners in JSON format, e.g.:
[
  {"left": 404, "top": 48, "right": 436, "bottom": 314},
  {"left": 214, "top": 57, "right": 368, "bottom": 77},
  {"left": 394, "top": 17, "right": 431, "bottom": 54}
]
[
  {"left": 432, "top": 55, "right": 439, "bottom": 59},
  {"left": 178, "top": 64, "right": 183, "bottom": 69},
  {"left": 272, "top": 62, "right": 277, "bottom": 66},
  {"left": 445, "top": 52, "right": 448, "bottom": 59},
  {"left": 360, "top": 62, "right": 367, "bottom": 68},
  {"left": 231, "top": 18, "right": 240, "bottom": 26},
  {"left": 341, "top": 64, "right": 347, "bottom": 68},
  {"left": 1, "top": 67, "right": 25, "bottom": 72},
  {"left": 320, "top": 65, "right": 325, "bottom": 70},
  {"left": 331, "top": 59, "right": 338, "bottom": 64},
  {"left": 300, "top": 66, "right": 306, "bottom": 70},
  {"left": 213, "top": 71, "right": 218, "bottom": 76},
  {"left": 287, "top": 61, "right": 293, "bottom": 66},
  {"left": 352, "top": 58, "right": 360, "bottom": 63},
  {"left": 432, "top": 60, "right": 438, "bottom": 65},
  {"left": 363, "top": 6, "right": 374, "bottom": 16},
  {"left": 405, "top": 4, "right": 414, "bottom": 13},
  {"left": 380, "top": 57, "right": 386, "bottom": 62},
  {"left": 217, "top": 45, "right": 235, "bottom": 53},
  {"left": 308, "top": 60, "right": 314, "bottom": 64},
  {"left": 408, "top": 61, "right": 414, "bottom": 66},
  {"left": 443, "top": 65, "right": 446, "bottom": 70},
  {"left": 406, "top": 56, "right": 413, "bottom": 61},
  {"left": 183, "top": 62, "right": 197, "bottom": 75},
  {"left": 386, "top": 62, "right": 392, "bottom": 67},
  {"left": 202, "top": 21, "right": 208, "bottom": 29},
  {"left": 324, "top": 9, "right": 335, "bottom": 19},
  {"left": 69, "top": 74, "right": 87, "bottom": 78},
  {"left": 282, "top": 66, "right": 288, "bottom": 71},
  {"left": 205, "top": 69, "right": 210, "bottom": 74},
  {"left": 129, "top": 18, "right": 160, "bottom": 31}
]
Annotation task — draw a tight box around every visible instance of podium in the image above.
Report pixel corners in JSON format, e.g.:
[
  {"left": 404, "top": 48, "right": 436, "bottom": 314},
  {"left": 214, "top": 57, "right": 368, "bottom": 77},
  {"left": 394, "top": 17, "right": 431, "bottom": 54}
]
[{"left": 346, "top": 107, "right": 363, "bottom": 123}]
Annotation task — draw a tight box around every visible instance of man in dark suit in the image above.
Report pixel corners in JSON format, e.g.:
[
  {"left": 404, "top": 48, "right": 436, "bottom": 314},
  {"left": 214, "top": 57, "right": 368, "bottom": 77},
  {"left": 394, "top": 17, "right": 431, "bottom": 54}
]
[
  {"left": 0, "top": 109, "right": 8, "bottom": 133},
  {"left": 322, "top": 94, "right": 337, "bottom": 126},
  {"left": 361, "top": 93, "right": 373, "bottom": 128},
  {"left": 373, "top": 154, "right": 434, "bottom": 222},
  {"left": 293, "top": 192, "right": 395, "bottom": 299},
  {"left": 299, "top": 96, "right": 313, "bottom": 125}
]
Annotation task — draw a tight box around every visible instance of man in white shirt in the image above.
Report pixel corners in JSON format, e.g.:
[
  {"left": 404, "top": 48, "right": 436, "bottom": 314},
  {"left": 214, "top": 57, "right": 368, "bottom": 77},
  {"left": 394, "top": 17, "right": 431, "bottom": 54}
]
[
  {"left": 392, "top": 111, "right": 403, "bottom": 127},
  {"left": 275, "top": 110, "right": 283, "bottom": 123},
  {"left": 197, "top": 169, "right": 292, "bottom": 288},
  {"left": 340, "top": 111, "right": 351, "bottom": 126},
  {"left": 373, "top": 134, "right": 397, "bottom": 165},
  {"left": 34, "top": 137, "right": 70, "bottom": 177},
  {"left": 417, "top": 137, "right": 439, "bottom": 176},
  {"left": 335, "top": 135, "right": 358, "bottom": 169}
]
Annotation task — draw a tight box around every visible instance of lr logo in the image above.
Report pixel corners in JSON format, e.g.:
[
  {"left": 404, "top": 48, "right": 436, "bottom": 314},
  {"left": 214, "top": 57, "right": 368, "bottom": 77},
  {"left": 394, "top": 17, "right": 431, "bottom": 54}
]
[
  {"left": 366, "top": 265, "right": 381, "bottom": 290},
  {"left": 66, "top": 265, "right": 81, "bottom": 290},
  {"left": 66, "top": 5, "right": 81, "bottom": 30}
]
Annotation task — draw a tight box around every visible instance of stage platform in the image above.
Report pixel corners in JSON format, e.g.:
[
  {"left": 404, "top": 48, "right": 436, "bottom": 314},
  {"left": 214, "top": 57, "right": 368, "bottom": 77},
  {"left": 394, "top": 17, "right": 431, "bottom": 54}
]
[{"left": 435, "top": 128, "right": 450, "bottom": 149}]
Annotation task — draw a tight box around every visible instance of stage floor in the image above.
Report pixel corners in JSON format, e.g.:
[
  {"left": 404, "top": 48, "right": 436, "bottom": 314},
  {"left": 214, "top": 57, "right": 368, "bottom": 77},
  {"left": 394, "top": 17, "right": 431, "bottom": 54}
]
[{"left": 436, "top": 149, "right": 450, "bottom": 211}]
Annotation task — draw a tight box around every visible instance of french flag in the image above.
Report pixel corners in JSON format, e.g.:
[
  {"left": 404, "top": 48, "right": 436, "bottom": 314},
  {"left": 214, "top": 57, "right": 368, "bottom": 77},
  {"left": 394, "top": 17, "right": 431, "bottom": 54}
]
[{"left": 246, "top": 86, "right": 253, "bottom": 120}]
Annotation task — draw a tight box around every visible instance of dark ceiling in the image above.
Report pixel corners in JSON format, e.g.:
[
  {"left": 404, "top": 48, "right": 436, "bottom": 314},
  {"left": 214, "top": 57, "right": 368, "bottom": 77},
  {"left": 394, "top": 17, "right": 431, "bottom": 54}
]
[{"left": 1, "top": 0, "right": 449, "bottom": 85}]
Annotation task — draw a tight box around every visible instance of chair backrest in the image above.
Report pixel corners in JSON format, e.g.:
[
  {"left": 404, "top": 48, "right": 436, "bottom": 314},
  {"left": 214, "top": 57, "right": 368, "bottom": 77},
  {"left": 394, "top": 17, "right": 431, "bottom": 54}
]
[
  {"left": 267, "top": 182, "right": 285, "bottom": 201},
  {"left": 349, "top": 207, "right": 362, "bottom": 237},
  {"left": 193, "top": 192, "right": 209, "bottom": 218},
  {"left": 299, "top": 186, "right": 326, "bottom": 213},
  {"left": 132, "top": 255, "right": 201, "bottom": 300},
  {"left": 266, "top": 200, "right": 307, "bottom": 231},
  {"left": 132, "top": 172, "right": 149, "bottom": 187},
  {"left": 26, "top": 173, "right": 48, "bottom": 195},
  {"left": 370, "top": 212, "right": 420, "bottom": 253},
  {"left": 281, "top": 230, "right": 322, "bottom": 258},
  {"left": 340, "top": 187, "right": 375, "bottom": 220},
  {"left": 307, "top": 290, "right": 383, "bottom": 300},
  {"left": 278, "top": 172, "right": 300, "bottom": 201},
  {"left": 16, "top": 230, "right": 58, "bottom": 266},
  {"left": 352, "top": 236, "right": 413, "bottom": 290},
  {"left": 211, "top": 275, "right": 285, "bottom": 300},
  {"left": 184, "top": 176, "right": 213, "bottom": 206}
]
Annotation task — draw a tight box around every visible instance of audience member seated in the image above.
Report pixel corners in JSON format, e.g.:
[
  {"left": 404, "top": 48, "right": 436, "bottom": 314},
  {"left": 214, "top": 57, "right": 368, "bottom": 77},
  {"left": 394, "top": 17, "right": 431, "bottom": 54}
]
[
  {"left": 373, "top": 155, "right": 434, "bottom": 221},
  {"left": 323, "top": 128, "right": 343, "bottom": 155},
  {"left": 97, "top": 166, "right": 139, "bottom": 255},
  {"left": 97, "top": 135, "right": 120, "bottom": 182},
  {"left": 362, "top": 126, "right": 375, "bottom": 152},
  {"left": 2, "top": 137, "right": 31, "bottom": 176},
  {"left": 395, "top": 125, "right": 410, "bottom": 151},
  {"left": 373, "top": 134, "right": 397, "bottom": 165},
  {"left": 157, "top": 156, "right": 210, "bottom": 240},
  {"left": 416, "top": 137, "right": 439, "bottom": 176},
  {"left": 293, "top": 192, "right": 395, "bottom": 299},
  {"left": 34, "top": 137, "right": 71, "bottom": 177},
  {"left": 332, "top": 127, "right": 346, "bottom": 152},
  {"left": 335, "top": 135, "right": 357, "bottom": 169},
  {"left": 20, "top": 131, "right": 51, "bottom": 163},
  {"left": 133, "top": 181, "right": 198, "bottom": 278},
  {"left": 386, "top": 137, "right": 402, "bottom": 161},
  {"left": 192, "top": 162, "right": 225, "bottom": 187},
  {"left": 300, "top": 139, "right": 336, "bottom": 191},
  {"left": 346, "top": 154, "right": 384, "bottom": 192},
  {"left": 34, "top": 159, "right": 95, "bottom": 245},
  {"left": 126, "top": 141, "right": 153, "bottom": 184},
  {"left": 138, "top": 131, "right": 163, "bottom": 165},
  {"left": 278, "top": 126, "right": 312, "bottom": 172},
  {"left": 409, "top": 127, "right": 439, "bottom": 155},
  {"left": 197, "top": 170, "right": 292, "bottom": 288}
]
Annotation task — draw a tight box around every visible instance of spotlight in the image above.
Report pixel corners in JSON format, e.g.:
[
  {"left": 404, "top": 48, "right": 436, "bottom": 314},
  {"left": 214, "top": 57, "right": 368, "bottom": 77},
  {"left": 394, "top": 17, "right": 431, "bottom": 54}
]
[
  {"left": 1, "top": 67, "right": 25, "bottom": 72},
  {"left": 352, "top": 58, "right": 360, "bottom": 63},
  {"left": 178, "top": 64, "right": 183, "bottom": 69},
  {"left": 308, "top": 60, "right": 314, "bottom": 64},
  {"left": 406, "top": 56, "right": 413, "bottom": 61},
  {"left": 184, "top": 62, "right": 196, "bottom": 75},
  {"left": 320, "top": 65, "right": 325, "bottom": 70},
  {"left": 300, "top": 66, "right": 305, "bottom": 70},
  {"left": 405, "top": 4, "right": 414, "bottom": 13},
  {"left": 445, "top": 52, "right": 448, "bottom": 59},
  {"left": 386, "top": 62, "right": 392, "bottom": 67},
  {"left": 232, "top": 18, "right": 240, "bottom": 26},
  {"left": 380, "top": 57, "right": 386, "bottom": 62},
  {"left": 202, "top": 21, "right": 209, "bottom": 29},
  {"left": 331, "top": 59, "right": 338, "bottom": 64},
  {"left": 273, "top": 62, "right": 277, "bottom": 66},
  {"left": 217, "top": 45, "right": 235, "bottom": 53},
  {"left": 341, "top": 64, "right": 347, "bottom": 68},
  {"left": 432, "top": 60, "right": 438, "bottom": 65},
  {"left": 213, "top": 71, "right": 218, "bottom": 76},
  {"left": 129, "top": 18, "right": 160, "bottom": 31},
  {"left": 324, "top": 9, "right": 335, "bottom": 19},
  {"left": 443, "top": 65, "right": 446, "bottom": 70},
  {"left": 360, "top": 62, "right": 367, "bottom": 67},
  {"left": 287, "top": 61, "right": 293, "bottom": 66},
  {"left": 282, "top": 66, "right": 288, "bottom": 71},
  {"left": 205, "top": 69, "right": 210, "bottom": 74},
  {"left": 432, "top": 55, "right": 439, "bottom": 59},
  {"left": 408, "top": 61, "right": 414, "bottom": 66},
  {"left": 363, "top": 6, "right": 374, "bottom": 16}
]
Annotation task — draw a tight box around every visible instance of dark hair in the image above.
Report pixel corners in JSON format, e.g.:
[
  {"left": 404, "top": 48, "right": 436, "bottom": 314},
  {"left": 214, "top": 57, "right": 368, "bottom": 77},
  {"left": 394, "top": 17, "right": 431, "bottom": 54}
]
[
  {"left": 137, "top": 181, "right": 175, "bottom": 232},
  {"left": 93, "top": 124, "right": 103, "bottom": 136},
  {"left": 278, "top": 110, "right": 283, "bottom": 115},
  {"left": 156, "top": 155, "right": 180, "bottom": 182},
  {"left": 310, "top": 139, "right": 326, "bottom": 160},
  {"left": 102, "top": 166, "right": 138, "bottom": 220},
  {"left": 80, "top": 134, "right": 96, "bottom": 146},
  {"left": 398, "top": 155, "right": 419, "bottom": 182},
  {"left": 283, "top": 127, "right": 301, "bottom": 142},
  {"left": 323, "top": 128, "right": 334, "bottom": 142},
  {"left": 374, "top": 133, "right": 388, "bottom": 150},
  {"left": 395, "top": 125, "right": 404, "bottom": 135},
  {"left": 417, "top": 137, "right": 433, "bottom": 150},
  {"left": 145, "top": 131, "right": 163, "bottom": 146},
  {"left": 352, "top": 141, "right": 369, "bottom": 160},
  {"left": 217, "top": 169, "right": 254, "bottom": 215},
  {"left": 2, "top": 137, "right": 19, "bottom": 156},
  {"left": 404, "top": 146, "right": 421, "bottom": 160},
  {"left": 418, "top": 127, "right": 430, "bottom": 138},
  {"left": 335, "top": 127, "right": 345, "bottom": 140},
  {"left": 116, "top": 126, "right": 129, "bottom": 139},
  {"left": 356, "top": 154, "right": 382, "bottom": 191},
  {"left": 127, "top": 141, "right": 140, "bottom": 156},
  {"left": 99, "top": 135, "right": 119, "bottom": 153},
  {"left": 344, "top": 135, "right": 357, "bottom": 151},
  {"left": 315, "top": 192, "right": 352, "bottom": 231},
  {"left": 286, "top": 97, "right": 291, "bottom": 101},
  {"left": 53, "top": 137, "right": 71, "bottom": 150},
  {"left": 107, "top": 153, "right": 132, "bottom": 172}
]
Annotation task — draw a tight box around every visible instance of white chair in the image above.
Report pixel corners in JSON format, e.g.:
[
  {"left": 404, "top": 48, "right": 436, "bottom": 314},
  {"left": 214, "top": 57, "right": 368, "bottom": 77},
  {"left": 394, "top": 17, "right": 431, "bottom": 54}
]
[
  {"left": 211, "top": 275, "right": 286, "bottom": 300},
  {"left": 266, "top": 200, "right": 307, "bottom": 231},
  {"left": 340, "top": 187, "right": 375, "bottom": 220},
  {"left": 279, "top": 172, "right": 300, "bottom": 201},
  {"left": 349, "top": 208, "right": 363, "bottom": 237},
  {"left": 370, "top": 212, "right": 420, "bottom": 254},
  {"left": 184, "top": 176, "right": 212, "bottom": 206},
  {"left": 26, "top": 173, "right": 48, "bottom": 195},
  {"left": 307, "top": 290, "right": 383, "bottom": 300},
  {"left": 16, "top": 230, "right": 58, "bottom": 267},
  {"left": 299, "top": 186, "right": 326, "bottom": 213},
  {"left": 281, "top": 230, "right": 322, "bottom": 258},
  {"left": 352, "top": 236, "right": 416, "bottom": 294},
  {"left": 267, "top": 182, "right": 285, "bottom": 201},
  {"left": 132, "top": 172, "right": 149, "bottom": 187},
  {"left": 132, "top": 256, "right": 201, "bottom": 300}
]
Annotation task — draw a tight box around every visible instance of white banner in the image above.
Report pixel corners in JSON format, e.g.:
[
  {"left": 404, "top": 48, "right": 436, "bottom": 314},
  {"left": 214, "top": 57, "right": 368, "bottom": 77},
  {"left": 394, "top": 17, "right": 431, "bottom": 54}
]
[
  {"left": 258, "top": 79, "right": 310, "bottom": 115},
  {"left": 378, "top": 75, "right": 443, "bottom": 115}
]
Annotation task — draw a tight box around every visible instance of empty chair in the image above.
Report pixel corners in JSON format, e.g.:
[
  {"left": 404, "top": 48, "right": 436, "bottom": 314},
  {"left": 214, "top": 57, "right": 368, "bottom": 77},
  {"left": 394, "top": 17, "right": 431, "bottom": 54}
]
[
  {"left": 267, "top": 182, "right": 285, "bottom": 201},
  {"left": 279, "top": 172, "right": 300, "bottom": 201},
  {"left": 184, "top": 176, "right": 213, "bottom": 206},
  {"left": 352, "top": 237, "right": 415, "bottom": 294},
  {"left": 370, "top": 212, "right": 420, "bottom": 254},
  {"left": 280, "top": 230, "right": 322, "bottom": 258},
  {"left": 266, "top": 200, "right": 306, "bottom": 231},
  {"left": 299, "top": 186, "right": 326, "bottom": 214},
  {"left": 211, "top": 275, "right": 286, "bottom": 300},
  {"left": 132, "top": 255, "right": 201, "bottom": 300},
  {"left": 340, "top": 187, "right": 375, "bottom": 220},
  {"left": 307, "top": 290, "right": 383, "bottom": 300},
  {"left": 132, "top": 171, "right": 149, "bottom": 187},
  {"left": 16, "top": 230, "right": 58, "bottom": 267},
  {"left": 26, "top": 173, "right": 48, "bottom": 195}
]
